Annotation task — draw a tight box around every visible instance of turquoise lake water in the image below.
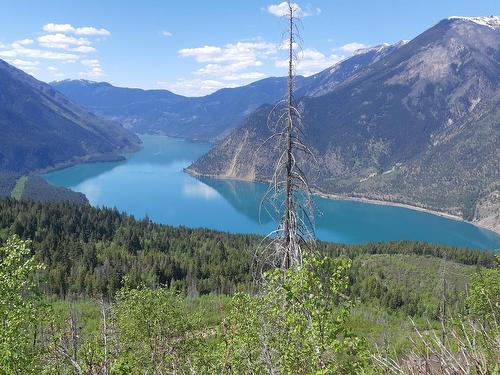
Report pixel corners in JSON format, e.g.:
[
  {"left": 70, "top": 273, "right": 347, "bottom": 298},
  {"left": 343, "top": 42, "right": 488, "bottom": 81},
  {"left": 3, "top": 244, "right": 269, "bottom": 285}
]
[{"left": 43, "top": 135, "right": 500, "bottom": 251}]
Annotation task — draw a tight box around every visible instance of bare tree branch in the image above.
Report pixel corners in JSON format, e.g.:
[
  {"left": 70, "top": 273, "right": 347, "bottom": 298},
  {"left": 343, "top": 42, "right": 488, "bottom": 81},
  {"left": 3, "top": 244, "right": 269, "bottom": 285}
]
[{"left": 255, "top": 0, "right": 316, "bottom": 277}]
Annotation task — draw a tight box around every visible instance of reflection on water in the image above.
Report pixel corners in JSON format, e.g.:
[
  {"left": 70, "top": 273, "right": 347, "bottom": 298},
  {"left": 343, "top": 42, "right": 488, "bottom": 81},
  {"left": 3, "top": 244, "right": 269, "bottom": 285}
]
[
  {"left": 43, "top": 135, "right": 500, "bottom": 251},
  {"left": 182, "top": 180, "right": 220, "bottom": 200},
  {"left": 46, "top": 160, "right": 125, "bottom": 187},
  {"left": 198, "top": 177, "right": 273, "bottom": 224}
]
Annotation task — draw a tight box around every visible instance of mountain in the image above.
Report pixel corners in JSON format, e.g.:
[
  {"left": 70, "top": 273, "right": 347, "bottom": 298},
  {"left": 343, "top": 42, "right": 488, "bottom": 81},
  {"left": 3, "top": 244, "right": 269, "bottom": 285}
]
[
  {"left": 0, "top": 59, "right": 141, "bottom": 174},
  {"left": 52, "top": 77, "right": 293, "bottom": 141},
  {"left": 188, "top": 17, "right": 500, "bottom": 233},
  {"left": 51, "top": 44, "right": 399, "bottom": 142},
  {"left": 296, "top": 42, "right": 405, "bottom": 98}
]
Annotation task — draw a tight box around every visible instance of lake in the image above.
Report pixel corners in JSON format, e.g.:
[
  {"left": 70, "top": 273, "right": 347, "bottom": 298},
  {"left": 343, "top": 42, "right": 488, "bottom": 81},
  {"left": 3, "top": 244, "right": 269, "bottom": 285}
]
[{"left": 43, "top": 135, "right": 500, "bottom": 251}]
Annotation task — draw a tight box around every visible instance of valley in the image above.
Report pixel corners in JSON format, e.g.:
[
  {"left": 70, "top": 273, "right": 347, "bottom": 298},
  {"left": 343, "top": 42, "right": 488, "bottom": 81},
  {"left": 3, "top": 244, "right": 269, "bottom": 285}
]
[
  {"left": 0, "top": 2, "right": 499, "bottom": 372},
  {"left": 40, "top": 17, "right": 500, "bottom": 235},
  {"left": 42, "top": 135, "right": 500, "bottom": 250}
]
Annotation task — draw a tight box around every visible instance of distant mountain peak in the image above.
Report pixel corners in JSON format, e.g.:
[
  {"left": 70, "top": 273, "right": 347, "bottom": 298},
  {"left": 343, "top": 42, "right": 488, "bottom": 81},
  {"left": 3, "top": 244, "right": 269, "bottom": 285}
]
[
  {"left": 58, "top": 79, "right": 107, "bottom": 86},
  {"left": 448, "top": 16, "right": 500, "bottom": 30},
  {"left": 353, "top": 43, "right": 390, "bottom": 56},
  {"left": 393, "top": 40, "right": 410, "bottom": 48}
]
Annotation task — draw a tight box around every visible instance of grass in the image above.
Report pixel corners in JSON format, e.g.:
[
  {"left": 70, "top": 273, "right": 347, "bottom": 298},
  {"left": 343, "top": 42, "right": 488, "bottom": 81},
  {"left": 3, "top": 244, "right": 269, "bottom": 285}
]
[{"left": 10, "top": 176, "right": 28, "bottom": 200}]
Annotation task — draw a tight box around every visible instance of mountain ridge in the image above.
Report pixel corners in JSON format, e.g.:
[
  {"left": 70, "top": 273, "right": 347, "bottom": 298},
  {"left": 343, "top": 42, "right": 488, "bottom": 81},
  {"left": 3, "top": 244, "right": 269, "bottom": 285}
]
[
  {"left": 0, "top": 58, "right": 141, "bottom": 174},
  {"left": 50, "top": 41, "right": 402, "bottom": 142},
  {"left": 51, "top": 76, "right": 293, "bottom": 141},
  {"left": 188, "top": 17, "right": 500, "bottom": 234},
  {"left": 0, "top": 58, "right": 142, "bottom": 204}
]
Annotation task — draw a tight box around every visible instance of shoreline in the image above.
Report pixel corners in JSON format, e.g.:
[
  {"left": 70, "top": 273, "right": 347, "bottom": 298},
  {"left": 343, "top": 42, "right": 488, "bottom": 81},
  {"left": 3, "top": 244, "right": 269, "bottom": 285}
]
[
  {"left": 34, "top": 150, "right": 499, "bottom": 237},
  {"left": 186, "top": 167, "right": 500, "bottom": 236},
  {"left": 314, "top": 191, "right": 462, "bottom": 222},
  {"left": 36, "top": 144, "right": 142, "bottom": 176}
]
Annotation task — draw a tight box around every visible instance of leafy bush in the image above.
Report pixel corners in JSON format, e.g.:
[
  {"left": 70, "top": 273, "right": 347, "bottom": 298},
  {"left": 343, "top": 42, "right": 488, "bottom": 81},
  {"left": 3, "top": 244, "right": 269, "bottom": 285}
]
[
  {"left": 0, "top": 236, "right": 46, "bottom": 374},
  {"left": 222, "top": 254, "right": 369, "bottom": 374}
]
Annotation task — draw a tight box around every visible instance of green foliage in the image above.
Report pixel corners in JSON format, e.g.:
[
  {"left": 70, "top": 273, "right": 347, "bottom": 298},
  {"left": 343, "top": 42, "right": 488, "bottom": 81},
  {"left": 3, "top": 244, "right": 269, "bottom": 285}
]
[
  {"left": 9, "top": 176, "right": 27, "bottom": 200},
  {"left": 1, "top": 171, "right": 90, "bottom": 206},
  {"left": 0, "top": 198, "right": 256, "bottom": 298},
  {"left": 466, "top": 255, "right": 500, "bottom": 323},
  {"left": 0, "top": 198, "right": 497, "bottom": 373},
  {"left": 0, "top": 198, "right": 494, "bottom": 301},
  {"left": 0, "top": 171, "right": 19, "bottom": 197},
  {"left": 350, "top": 254, "right": 476, "bottom": 318},
  {"left": 0, "top": 232, "right": 495, "bottom": 374},
  {"left": 223, "top": 254, "right": 369, "bottom": 374},
  {"left": 0, "top": 236, "right": 46, "bottom": 374},
  {"left": 21, "top": 175, "right": 88, "bottom": 204},
  {"left": 112, "top": 286, "right": 199, "bottom": 373}
]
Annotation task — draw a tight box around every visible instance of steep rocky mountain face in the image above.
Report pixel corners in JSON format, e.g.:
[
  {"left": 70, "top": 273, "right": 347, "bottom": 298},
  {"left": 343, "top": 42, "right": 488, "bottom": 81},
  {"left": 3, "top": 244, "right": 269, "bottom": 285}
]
[
  {"left": 188, "top": 17, "right": 500, "bottom": 232},
  {"left": 0, "top": 59, "right": 141, "bottom": 173},
  {"left": 52, "top": 77, "right": 293, "bottom": 141},
  {"left": 296, "top": 42, "right": 405, "bottom": 98}
]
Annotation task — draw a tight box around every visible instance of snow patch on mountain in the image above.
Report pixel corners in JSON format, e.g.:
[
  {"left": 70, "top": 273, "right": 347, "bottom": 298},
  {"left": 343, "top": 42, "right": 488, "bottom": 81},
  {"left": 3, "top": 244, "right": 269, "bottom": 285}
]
[
  {"left": 449, "top": 16, "right": 500, "bottom": 30},
  {"left": 353, "top": 43, "right": 390, "bottom": 56}
]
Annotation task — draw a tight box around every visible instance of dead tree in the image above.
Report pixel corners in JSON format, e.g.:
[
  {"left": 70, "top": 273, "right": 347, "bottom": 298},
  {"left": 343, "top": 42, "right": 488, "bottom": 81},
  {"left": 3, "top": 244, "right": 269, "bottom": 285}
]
[{"left": 256, "top": 0, "right": 316, "bottom": 274}]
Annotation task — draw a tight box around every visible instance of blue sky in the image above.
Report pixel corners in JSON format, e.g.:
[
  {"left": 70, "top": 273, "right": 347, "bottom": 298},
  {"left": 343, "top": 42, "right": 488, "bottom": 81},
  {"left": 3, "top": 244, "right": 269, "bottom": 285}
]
[{"left": 0, "top": 0, "right": 498, "bottom": 96}]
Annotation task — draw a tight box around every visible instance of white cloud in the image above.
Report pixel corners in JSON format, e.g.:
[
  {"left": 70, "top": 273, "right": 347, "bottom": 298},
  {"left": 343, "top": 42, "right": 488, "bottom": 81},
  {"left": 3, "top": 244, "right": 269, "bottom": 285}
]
[
  {"left": 0, "top": 50, "right": 15, "bottom": 57},
  {"left": 195, "top": 60, "right": 263, "bottom": 77},
  {"left": 21, "top": 66, "right": 40, "bottom": 75},
  {"left": 279, "top": 40, "right": 299, "bottom": 50},
  {"left": 178, "top": 45, "right": 222, "bottom": 61},
  {"left": 42, "top": 23, "right": 110, "bottom": 36},
  {"left": 157, "top": 78, "right": 239, "bottom": 97},
  {"left": 81, "top": 59, "right": 100, "bottom": 67},
  {"left": 339, "top": 42, "right": 369, "bottom": 54},
  {"left": 38, "top": 33, "right": 91, "bottom": 49},
  {"left": 0, "top": 22, "right": 109, "bottom": 81},
  {"left": 75, "top": 26, "right": 110, "bottom": 36},
  {"left": 79, "top": 59, "right": 105, "bottom": 78},
  {"left": 9, "top": 59, "right": 39, "bottom": 67},
  {"left": 47, "top": 66, "right": 65, "bottom": 78},
  {"left": 71, "top": 45, "right": 96, "bottom": 53},
  {"left": 221, "top": 72, "right": 267, "bottom": 81},
  {"left": 0, "top": 44, "right": 80, "bottom": 61},
  {"left": 162, "top": 31, "right": 173, "bottom": 37},
  {"left": 182, "top": 181, "right": 219, "bottom": 200},
  {"left": 173, "top": 40, "right": 280, "bottom": 95},
  {"left": 43, "top": 23, "right": 75, "bottom": 33},
  {"left": 267, "top": 2, "right": 321, "bottom": 17},
  {"left": 14, "top": 38, "right": 34, "bottom": 46},
  {"left": 79, "top": 67, "right": 105, "bottom": 78},
  {"left": 179, "top": 41, "right": 277, "bottom": 63},
  {"left": 170, "top": 33, "right": 348, "bottom": 95},
  {"left": 276, "top": 48, "right": 344, "bottom": 76}
]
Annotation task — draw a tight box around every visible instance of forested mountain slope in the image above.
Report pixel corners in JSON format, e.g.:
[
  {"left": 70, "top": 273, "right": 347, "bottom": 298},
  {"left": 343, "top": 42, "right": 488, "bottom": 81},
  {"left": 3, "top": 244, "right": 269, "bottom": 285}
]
[
  {"left": 0, "top": 59, "right": 141, "bottom": 174},
  {"left": 188, "top": 17, "right": 500, "bottom": 232},
  {"left": 0, "top": 197, "right": 495, "bottom": 300},
  {"left": 2, "top": 197, "right": 498, "bottom": 373}
]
